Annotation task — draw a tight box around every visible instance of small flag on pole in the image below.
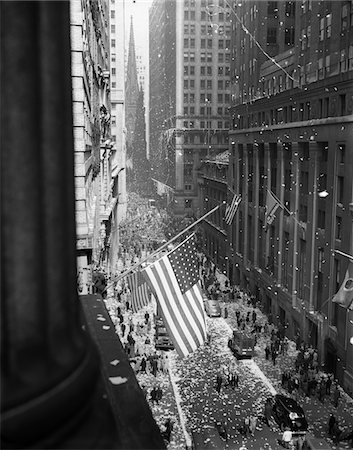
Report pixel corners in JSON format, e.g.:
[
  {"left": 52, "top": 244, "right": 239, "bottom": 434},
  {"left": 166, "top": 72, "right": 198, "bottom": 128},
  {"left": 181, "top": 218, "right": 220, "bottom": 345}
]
[
  {"left": 332, "top": 261, "right": 353, "bottom": 309},
  {"left": 266, "top": 190, "right": 281, "bottom": 226},
  {"left": 225, "top": 194, "right": 242, "bottom": 225},
  {"left": 142, "top": 234, "right": 207, "bottom": 358},
  {"left": 126, "top": 270, "right": 151, "bottom": 313}
]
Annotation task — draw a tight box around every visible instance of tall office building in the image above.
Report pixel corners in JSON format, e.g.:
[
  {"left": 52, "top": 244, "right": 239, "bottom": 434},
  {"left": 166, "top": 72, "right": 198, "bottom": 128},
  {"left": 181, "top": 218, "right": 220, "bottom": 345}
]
[
  {"left": 228, "top": 0, "right": 353, "bottom": 391},
  {"left": 109, "top": 0, "right": 127, "bottom": 275},
  {"left": 70, "top": 0, "right": 114, "bottom": 290},
  {"left": 149, "top": 0, "right": 232, "bottom": 215}
]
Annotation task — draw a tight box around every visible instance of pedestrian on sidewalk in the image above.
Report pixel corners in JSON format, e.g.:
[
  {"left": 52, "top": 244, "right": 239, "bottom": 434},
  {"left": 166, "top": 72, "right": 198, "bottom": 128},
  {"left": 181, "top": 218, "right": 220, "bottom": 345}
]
[
  {"left": 271, "top": 349, "right": 278, "bottom": 366},
  {"left": 264, "top": 399, "right": 272, "bottom": 427},
  {"left": 333, "top": 384, "right": 341, "bottom": 408},
  {"left": 216, "top": 373, "right": 223, "bottom": 394},
  {"left": 249, "top": 415, "right": 257, "bottom": 436},
  {"left": 280, "top": 427, "right": 292, "bottom": 449},
  {"left": 328, "top": 414, "right": 336, "bottom": 436},
  {"left": 326, "top": 375, "right": 332, "bottom": 395},
  {"left": 265, "top": 344, "right": 271, "bottom": 360}
]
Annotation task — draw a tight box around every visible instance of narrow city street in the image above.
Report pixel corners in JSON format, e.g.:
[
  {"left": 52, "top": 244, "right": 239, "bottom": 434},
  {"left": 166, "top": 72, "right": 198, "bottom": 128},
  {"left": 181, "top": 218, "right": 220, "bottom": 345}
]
[{"left": 105, "top": 261, "right": 353, "bottom": 450}]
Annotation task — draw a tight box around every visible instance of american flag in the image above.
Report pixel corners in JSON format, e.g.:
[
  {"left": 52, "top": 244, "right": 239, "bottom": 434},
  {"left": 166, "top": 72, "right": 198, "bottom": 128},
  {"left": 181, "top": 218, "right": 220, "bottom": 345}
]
[
  {"left": 225, "top": 194, "right": 242, "bottom": 225},
  {"left": 332, "top": 261, "right": 353, "bottom": 309},
  {"left": 126, "top": 270, "right": 151, "bottom": 313},
  {"left": 142, "top": 234, "right": 207, "bottom": 358}
]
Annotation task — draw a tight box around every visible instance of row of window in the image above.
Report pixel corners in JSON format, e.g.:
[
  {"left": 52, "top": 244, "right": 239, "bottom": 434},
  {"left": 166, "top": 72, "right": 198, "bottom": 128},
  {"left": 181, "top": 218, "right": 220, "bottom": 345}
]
[
  {"left": 183, "top": 120, "right": 230, "bottom": 129},
  {"left": 184, "top": 79, "right": 230, "bottom": 89},
  {"left": 235, "top": 93, "right": 347, "bottom": 130},
  {"left": 184, "top": 92, "right": 231, "bottom": 103},
  {"left": 184, "top": 39, "right": 231, "bottom": 50},
  {"left": 184, "top": 10, "right": 230, "bottom": 21},
  {"left": 184, "top": 24, "right": 232, "bottom": 36},
  {"left": 185, "top": 0, "right": 229, "bottom": 8},
  {"left": 184, "top": 105, "right": 228, "bottom": 116},
  {"left": 183, "top": 65, "right": 231, "bottom": 77}
]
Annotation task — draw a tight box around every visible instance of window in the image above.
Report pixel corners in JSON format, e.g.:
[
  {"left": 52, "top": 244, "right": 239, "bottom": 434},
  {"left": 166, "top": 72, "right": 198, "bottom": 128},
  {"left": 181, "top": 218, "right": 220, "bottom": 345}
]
[
  {"left": 190, "top": 106, "right": 194, "bottom": 115},
  {"left": 217, "top": 107, "right": 223, "bottom": 115},
  {"left": 349, "top": 45, "right": 353, "bottom": 70},
  {"left": 184, "top": 107, "right": 188, "bottom": 115},
  {"left": 111, "top": 24, "right": 115, "bottom": 33},
  {"left": 200, "top": 66, "right": 206, "bottom": 75},
  {"left": 207, "top": 39, "right": 212, "bottom": 49},
  {"left": 184, "top": 10, "right": 189, "bottom": 20},
  {"left": 325, "top": 55, "right": 331, "bottom": 74},
  {"left": 267, "top": 27, "right": 277, "bottom": 44},
  {"left": 207, "top": 80, "right": 212, "bottom": 89},
  {"left": 218, "top": 93, "right": 223, "bottom": 102},
  {"left": 201, "top": 11, "right": 206, "bottom": 20},
  {"left": 219, "top": 12, "right": 224, "bottom": 20},
  {"left": 184, "top": 66, "right": 189, "bottom": 75},
  {"left": 207, "top": 66, "right": 212, "bottom": 75},
  {"left": 190, "top": 52, "right": 195, "bottom": 62},
  {"left": 111, "top": 10, "right": 115, "bottom": 18},
  {"left": 190, "top": 38, "right": 195, "bottom": 48},
  {"left": 218, "top": 80, "right": 223, "bottom": 90},
  {"left": 318, "top": 210, "right": 325, "bottom": 229},
  {"left": 218, "top": 40, "right": 224, "bottom": 49},
  {"left": 190, "top": 66, "right": 195, "bottom": 75},
  {"left": 326, "top": 13, "right": 332, "bottom": 38},
  {"left": 190, "top": 79, "right": 195, "bottom": 89},
  {"left": 340, "top": 49, "right": 347, "bottom": 72},
  {"left": 111, "top": 39, "right": 116, "bottom": 48},
  {"left": 341, "top": 4, "right": 348, "bottom": 31},
  {"left": 336, "top": 216, "right": 342, "bottom": 240},
  {"left": 190, "top": 93, "right": 195, "bottom": 103},
  {"left": 218, "top": 53, "right": 224, "bottom": 62},
  {"left": 111, "top": 82, "right": 116, "bottom": 88},
  {"left": 185, "top": 199, "right": 192, "bottom": 209},
  {"left": 285, "top": 27, "right": 295, "bottom": 46},
  {"left": 184, "top": 93, "right": 188, "bottom": 103},
  {"left": 268, "top": 1, "right": 278, "bottom": 16},
  {"left": 184, "top": 38, "right": 189, "bottom": 48},
  {"left": 190, "top": 24, "right": 195, "bottom": 34},
  {"left": 337, "top": 176, "right": 344, "bottom": 204},
  {"left": 285, "top": 1, "right": 295, "bottom": 16},
  {"left": 201, "top": 39, "right": 206, "bottom": 49},
  {"left": 340, "top": 95, "right": 346, "bottom": 115},
  {"left": 184, "top": 80, "right": 188, "bottom": 89},
  {"left": 111, "top": 67, "right": 116, "bottom": 75},
  {"left": 319, "top": 18, "right": 324, "bottom": 40},
  {"left": 190, "top": 10, "right": 195, "bottom": 20},
  {"left": 200, "top": 79, "right": 205, "bottom": 89}
]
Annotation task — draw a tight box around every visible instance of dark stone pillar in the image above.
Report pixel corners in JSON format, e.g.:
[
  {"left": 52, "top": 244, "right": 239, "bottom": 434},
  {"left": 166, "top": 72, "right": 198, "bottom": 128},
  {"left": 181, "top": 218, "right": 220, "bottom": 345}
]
[{"left": 1, "top": 2, "right": 102, "bottom": 447}]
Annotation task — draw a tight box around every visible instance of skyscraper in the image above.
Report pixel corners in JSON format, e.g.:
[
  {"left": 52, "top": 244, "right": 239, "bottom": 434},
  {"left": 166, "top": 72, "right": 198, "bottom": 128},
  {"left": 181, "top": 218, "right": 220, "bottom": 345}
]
[{"left": 149, "top": 0, "right": 232, "bottom": 215}]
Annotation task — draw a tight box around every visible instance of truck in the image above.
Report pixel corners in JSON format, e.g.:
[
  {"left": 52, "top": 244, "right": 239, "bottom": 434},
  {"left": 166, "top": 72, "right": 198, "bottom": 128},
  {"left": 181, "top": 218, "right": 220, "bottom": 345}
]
[{"left": 228, "top": 330, "right": 255, "bottom": 359}]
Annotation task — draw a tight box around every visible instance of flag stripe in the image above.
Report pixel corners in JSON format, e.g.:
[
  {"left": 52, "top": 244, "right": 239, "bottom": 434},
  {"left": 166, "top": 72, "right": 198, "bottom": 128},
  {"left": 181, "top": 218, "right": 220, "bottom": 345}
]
[
  {"left": 126, "top": 271, "right": 150, "bottom": 313},
  {"left": 143, "top": 237, "right": 207, "bottom": 358},
  {"left": 145, "top": 262, "right": 191, "bottom": 357}
]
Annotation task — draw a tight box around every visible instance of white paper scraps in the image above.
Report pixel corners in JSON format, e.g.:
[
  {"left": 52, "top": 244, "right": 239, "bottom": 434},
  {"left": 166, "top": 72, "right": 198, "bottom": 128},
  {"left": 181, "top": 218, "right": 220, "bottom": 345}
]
[
  {"left": 110, "top": 359, "right": 120, "bottom": 366},
  {"left": 109, "top": 376, "right": 128, "bottom": 385}
]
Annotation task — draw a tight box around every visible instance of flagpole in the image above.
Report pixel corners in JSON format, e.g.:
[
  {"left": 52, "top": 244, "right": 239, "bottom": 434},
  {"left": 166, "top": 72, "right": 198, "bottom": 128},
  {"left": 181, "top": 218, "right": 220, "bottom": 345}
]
[
  {"left": 103, "top": 204, "right": 221, "bottom": 291},
  {"left": 334, "top": 249, "right": 353, "bottom": 262}
]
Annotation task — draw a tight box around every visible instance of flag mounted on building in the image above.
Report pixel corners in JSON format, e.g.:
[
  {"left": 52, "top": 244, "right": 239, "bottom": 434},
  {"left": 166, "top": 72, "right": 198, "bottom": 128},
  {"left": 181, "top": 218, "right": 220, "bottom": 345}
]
[
  {"left": 266, "top": 189, "right": 281, "bottom": 226},
  {"left": 126, "top": 270, "right": 151, "bottom": 313},
  {"left": 332, "top": 261, "right": 353, "bottom": 309},
  {"left": 225, "top": 194, "right": 242, "bottom": 225},
  {"left": 142, "top": 234, "right": 207, "bottom": 358}
]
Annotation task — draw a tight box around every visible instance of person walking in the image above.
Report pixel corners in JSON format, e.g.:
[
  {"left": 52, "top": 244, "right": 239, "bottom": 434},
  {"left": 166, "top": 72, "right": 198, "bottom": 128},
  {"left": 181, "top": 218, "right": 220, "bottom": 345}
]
[
  {"left": 264, "top": 399, "right": 272, "bottom": 427},
  {"left": 328, "top": 414, "right": 336, "bottom": 436},
  {"left": 216, "top": 373, "right": 223, "bottom": 394},
  {"left": 249, "top": 415, "right": 257, "bottom": 436},
  {"left": 333, "top": 384, "right": 341, "bottom": 408},
  {"left": 281, "top": 427, "right": 292, "bottom": 449}
]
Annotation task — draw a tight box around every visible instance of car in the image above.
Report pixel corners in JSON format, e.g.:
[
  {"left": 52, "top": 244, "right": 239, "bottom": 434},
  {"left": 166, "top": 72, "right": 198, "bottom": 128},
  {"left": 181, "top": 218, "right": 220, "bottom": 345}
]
[
  {"left": 203, "top": 299, "right": 221, "bottom": 317},
  {"left": 270, "top": 394, "right": 308, "bottom": 434},
  {"left": 228, "top": 330, "right": 255, "bottom": 358},
  {"left": 155, "top": 317, "right": 174, "bottom": 350}
]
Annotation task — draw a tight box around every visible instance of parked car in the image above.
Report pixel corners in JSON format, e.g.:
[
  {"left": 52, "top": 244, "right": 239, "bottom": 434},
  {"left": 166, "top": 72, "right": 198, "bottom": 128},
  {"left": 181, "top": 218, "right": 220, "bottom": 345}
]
[
  {"left": 203, "top": 299, "right": 221, "bottom": 317},
  {"left": 228, "top": 330, "right": 255, "bottom": 358},
  {"left": 155, "top": 317, "right": 174, "bottom": 350},
  {"left": 270, "top": 394, "right": 308, "bottom": 434}
]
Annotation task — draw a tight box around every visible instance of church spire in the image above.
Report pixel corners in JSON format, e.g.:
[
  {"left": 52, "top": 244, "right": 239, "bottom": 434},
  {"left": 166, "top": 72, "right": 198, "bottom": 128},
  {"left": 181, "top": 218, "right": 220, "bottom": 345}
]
[{"left": 125, "top": 15, "right": 140, "bottom": 148}]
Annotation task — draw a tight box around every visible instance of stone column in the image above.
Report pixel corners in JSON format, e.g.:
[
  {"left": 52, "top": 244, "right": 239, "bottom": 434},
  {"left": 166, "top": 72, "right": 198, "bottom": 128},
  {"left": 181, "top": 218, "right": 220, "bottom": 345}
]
[{"left": 1, "top": 2, "right": 100, "bottom": 447}]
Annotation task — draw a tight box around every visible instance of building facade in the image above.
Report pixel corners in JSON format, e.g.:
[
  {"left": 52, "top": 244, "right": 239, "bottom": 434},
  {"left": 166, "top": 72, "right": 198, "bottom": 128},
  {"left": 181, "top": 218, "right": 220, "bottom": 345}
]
[
  {"left": 109, "top": 0, "right": 127, "bottom": 276},
  {"left": 228, "top": 0, "right": 353, "bottom": 391},
  {"left": 199, "top": 151, "right": 230, "bottom": 273},
  {"left": 71, "top": 0, "right": 128, "bottom": 285},
  {"left": 149, "top": 0, "right": 232, "bottom": 216}
]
